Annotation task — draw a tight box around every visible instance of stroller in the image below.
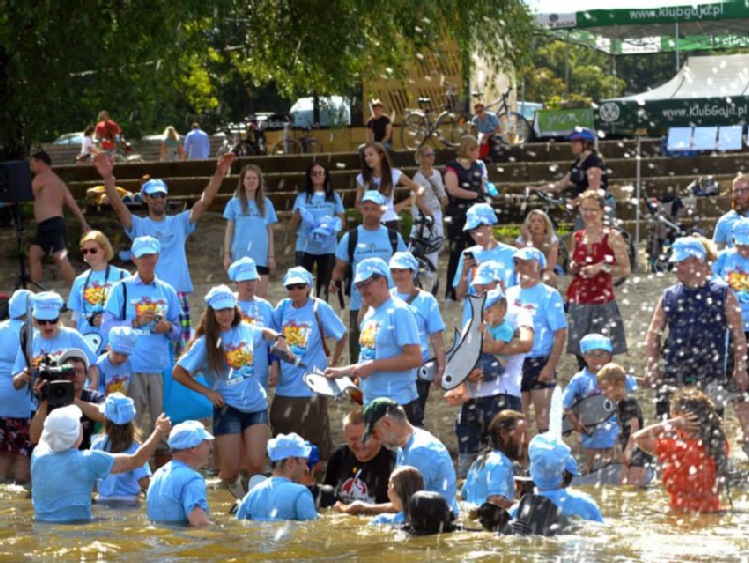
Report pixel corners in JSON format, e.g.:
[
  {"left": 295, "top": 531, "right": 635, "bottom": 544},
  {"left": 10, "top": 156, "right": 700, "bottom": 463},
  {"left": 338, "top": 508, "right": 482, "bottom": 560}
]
[{"left": 645, "top": 192, "right": 704, "bottom": 273}]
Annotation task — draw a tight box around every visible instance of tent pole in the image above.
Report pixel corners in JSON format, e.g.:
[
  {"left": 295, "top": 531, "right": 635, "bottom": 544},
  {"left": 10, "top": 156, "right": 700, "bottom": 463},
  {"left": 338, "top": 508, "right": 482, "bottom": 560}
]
[{"left": 636, "top": 135, "right": 641, "bottom": 252}]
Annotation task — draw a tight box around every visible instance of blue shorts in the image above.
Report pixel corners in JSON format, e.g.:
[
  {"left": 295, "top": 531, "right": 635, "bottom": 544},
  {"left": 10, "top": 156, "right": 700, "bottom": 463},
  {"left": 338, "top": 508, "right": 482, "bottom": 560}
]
[
  {"left": 213, "top": 405, "right": 268, "bottom": 436},
  {"left": 455, "top": 393, "right": 522, "bottom": 455}
]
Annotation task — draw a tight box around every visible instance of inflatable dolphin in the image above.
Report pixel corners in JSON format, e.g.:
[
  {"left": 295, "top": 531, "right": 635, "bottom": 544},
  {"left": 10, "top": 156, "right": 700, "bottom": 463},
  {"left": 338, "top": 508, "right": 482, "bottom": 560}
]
[
  {"left": 440, "top": 294, "right": 485, "bottom": 391},
  {"left": 417, "top": 328, "right": 460, "bottom": 381}
]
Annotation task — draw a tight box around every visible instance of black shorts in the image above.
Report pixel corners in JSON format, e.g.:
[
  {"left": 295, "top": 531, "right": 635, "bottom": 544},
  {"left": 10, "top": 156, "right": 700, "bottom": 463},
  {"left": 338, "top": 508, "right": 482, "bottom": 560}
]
[
  {"left": 256, "top": 266, "right": 270, "bottom": 275},
  {"left": 521, "top": 356, "right": 557, "bottom": 392},
  {"left": 629, "top": 447, "right": 654, "bottom": 469},
  {"left": 31, "top": 216, "right": 67, "bottom": 255}
]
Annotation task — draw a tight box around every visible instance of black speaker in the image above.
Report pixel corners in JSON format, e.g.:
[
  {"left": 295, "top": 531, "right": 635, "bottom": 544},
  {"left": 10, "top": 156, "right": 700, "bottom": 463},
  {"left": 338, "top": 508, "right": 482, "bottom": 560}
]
[{"left": 0, "top": 160, "right": 33, "bottom": 203}]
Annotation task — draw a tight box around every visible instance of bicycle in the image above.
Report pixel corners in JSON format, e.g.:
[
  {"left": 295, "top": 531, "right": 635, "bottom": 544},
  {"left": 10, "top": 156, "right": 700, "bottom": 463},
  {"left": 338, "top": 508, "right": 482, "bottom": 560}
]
[
  {"left": 271, "top": 122, "right": 324, "bottom": 155},
  {"left": 400, "top": 81, "right": 469, "bottom": 151},
  {"left": 408, "top": 214, "right": 443, "bottom": 296},
  {"left": 481, "top": 87, "right": 531, "bottom": 147}
]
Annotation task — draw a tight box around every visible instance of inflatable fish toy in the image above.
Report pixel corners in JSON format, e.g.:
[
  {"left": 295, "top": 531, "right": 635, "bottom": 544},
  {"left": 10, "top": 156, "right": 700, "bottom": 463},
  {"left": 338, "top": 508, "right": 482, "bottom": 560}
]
[
  {"left": 562, "top": 394, "right": 616, "bottom": 436},
  {"left": 441, "top": 294, "right": 485, "bottom": 391},
  {"left": 418, "top": 328, "right": 460, "bottom": 381}
]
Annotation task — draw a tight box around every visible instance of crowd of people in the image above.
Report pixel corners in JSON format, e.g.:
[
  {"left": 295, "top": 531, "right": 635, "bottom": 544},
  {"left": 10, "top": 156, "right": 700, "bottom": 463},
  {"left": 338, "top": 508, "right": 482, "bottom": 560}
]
[{"left": 2, "top": 127, "right": 748, "bottom": 534}]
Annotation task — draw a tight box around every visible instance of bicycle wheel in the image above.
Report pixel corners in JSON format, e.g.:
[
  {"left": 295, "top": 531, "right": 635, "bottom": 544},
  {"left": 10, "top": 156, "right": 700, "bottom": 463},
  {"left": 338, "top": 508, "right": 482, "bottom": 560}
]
[
  {"left": 613, "top": 227, "right": 637, "bottom": 287},
  {"left": 497, "top": 112, "right": 530, "bottom": 146},
  {"left": 302, "top": 137, "right": 324, "bottom": 154},
  {"left": 435, "top": 113, "right": 464, "bottom": 148},
  {"left": 414, "top": 257, "right": 439, "bottom": 296},
  {"left": 271, "top": 139, "right": 303, "bottom": 156},
  {"left": 557, "top": 233, "right": 573, "bottom": 276},
  {"left": 401, "top": 113, "right": 427, "bottom": 150}
]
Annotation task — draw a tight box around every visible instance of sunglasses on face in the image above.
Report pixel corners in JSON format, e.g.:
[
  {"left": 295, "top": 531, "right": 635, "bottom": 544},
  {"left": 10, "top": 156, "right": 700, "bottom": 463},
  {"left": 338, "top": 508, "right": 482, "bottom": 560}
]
[
  {"left": 285, "top": 283, "right": 308, "bottom": 291},
  {"left": 36, "top": 318, "right": 59, "bottom": 326},
  {"left": 148, "top": 193, "right": 166, "bottom": 199},
  {"left": 81, "top": 247, "right": 99, "bottom": 255}
]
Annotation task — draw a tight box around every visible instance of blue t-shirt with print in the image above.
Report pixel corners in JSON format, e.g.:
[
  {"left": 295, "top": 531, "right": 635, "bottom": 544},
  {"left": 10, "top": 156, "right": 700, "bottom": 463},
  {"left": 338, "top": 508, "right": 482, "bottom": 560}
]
[
  {"left": 96, "top": 352, "right": 132, "bottom": 396},
  {"left": 506, "top": 283, "right": 567, "bottom": 358},
  {"left": 223, "top": 197, "right": 279, "bottom": 267},
  {"left": 452, "top": 243, "right": 517, "bottom": 290},
  {"left": 178, "top": 322, "right": 267, "bottom": 413},
  {"left": 713, "top": 210, "right": 749, "bottom": 249},
  {"left": 67, "top": 266, "right": 130, "bottom": 346},
  {"left": 293, "top": 192, "right": 345, "bottom": 255},
  {"left": 0, "top": 320, "right": 32, "bottom": 418},
  {"left": 335, "top": 226, "right": 407, "bottom": 311},
  {"left": 238, "top": 297, "right": 274, "bottom": 390},
  {"left": 31, "top": 446, "right": 115, "bottom": 522},
  {"left": 102, "top": 275, "right": 181, "bottom": 373},
  {"left": 713, "top": 249, "right": 749, "bottom": 330},
  {"left": 461, "top": 449, "right": 514, "bottom": 506},
  {"left": 358, "top": 297, "right": 420, "bottom": 405},
  {"left": 126, "top": 211, "right": 196, "bottom": 293},
  {"left": 147, "top": 460, "right": 209, "bottom": 523},
  {"left": 398, "top": 428, "right": 460, "bottom": 515},
  {"left": 391, "top": 289, "right": 446, "bottom": 362},
  {"left": 271, "top": 298, "right": 346, "bottom": 398},
  {"left": 91, "top": 435, "right": 150, "bottom": 501},
  {"left": 236, "top": 476, "right": 317, "bottom": 521}
]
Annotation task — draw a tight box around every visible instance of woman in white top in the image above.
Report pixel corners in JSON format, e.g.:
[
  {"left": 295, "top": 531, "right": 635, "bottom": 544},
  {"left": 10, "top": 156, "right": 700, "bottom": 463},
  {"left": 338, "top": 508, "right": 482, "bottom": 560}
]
[
  {"left": 76, "top": 125, "right": 95, "bottom": 163},
  {"left": 356, "top": 142, "right": 420, "bottom": 231},
  {"left": 411, "top": 145, "right": 448, "bottom": 270}
]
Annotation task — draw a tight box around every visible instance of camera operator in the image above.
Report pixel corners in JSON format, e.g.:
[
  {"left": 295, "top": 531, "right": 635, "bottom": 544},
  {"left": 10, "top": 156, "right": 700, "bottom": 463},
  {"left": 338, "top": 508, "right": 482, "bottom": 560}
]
[{"left": 29, "top": 349, "right": 105, "bottom": 451}]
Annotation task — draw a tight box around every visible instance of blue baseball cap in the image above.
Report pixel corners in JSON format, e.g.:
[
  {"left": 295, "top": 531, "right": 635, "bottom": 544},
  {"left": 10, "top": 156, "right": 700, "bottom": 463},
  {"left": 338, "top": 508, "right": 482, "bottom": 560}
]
[
  {"left": 168, "top": 420, "right": 214, "bottom": 450},
  {"left": 734, "top": 218, "right": 749, "bottom": 246},
  {"left": 361, "top": 191, "right": 386, "bottom": 206},
  {"left": 529, "top": 433, "right": 573, "bottom": 489},
  {"left": 567, "top": 127, "right": 596, "bottom": 143},
  {"left": 9, "top": 289, "right": 32, "bottom": 320},
  {"left": 668, "top": 237, "right": 706, "bottom": 263},
  {"left": 131, "top": 236, "right": 160, "bottom": 258},
  {"left": 354, "top": 257, "right": 390, "bottom": 285},
  {"left": 463, "top": 203, "right": 498, "bottom": 231},
  {"left": 205, "top": 285, "right": 237, "bottom": 311},
  {"left": 283, "top": 266, "right": 314, "bottom": 287},
  {"left": 32, "top": 291, "right": 65, "bottom": 321},
  {"left": 102, "top": 393, "right": 137, "bottom": 425},
  {"left": 228, "top": 257, "right": 260, "bottom": 282},
  {"left": 305, "top": 440, "right": 320, "bottom": 471},
  {"left": 142, "top": 178, "right": 168, "bottom": 196},
  {"left": 108, "top": 326, "right": 136, "bottom": 355},
  {"left": 470, "top": 261, "right": 504, "bottom": 287},
  {"left": 483, "top": 288, "right": 506, "bottom": 310},
  {"left": 579, "top": 333, "right": 613, "bottom": 355},
  {"left": 389, "top": 251, "right": 418, "bottom": 271},
  {"left": 514, "top": 247, "right": 547, "bottom": 269},
  {"left": 267, "top": 432, "right": 312, "bottom": 462}
]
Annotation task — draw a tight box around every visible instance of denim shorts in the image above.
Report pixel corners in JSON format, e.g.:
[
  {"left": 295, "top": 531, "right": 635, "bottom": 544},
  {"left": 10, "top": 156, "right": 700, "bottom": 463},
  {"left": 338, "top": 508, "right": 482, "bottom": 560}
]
[{"left": 213, "top": 405, "right": 268, "bottom": 437}]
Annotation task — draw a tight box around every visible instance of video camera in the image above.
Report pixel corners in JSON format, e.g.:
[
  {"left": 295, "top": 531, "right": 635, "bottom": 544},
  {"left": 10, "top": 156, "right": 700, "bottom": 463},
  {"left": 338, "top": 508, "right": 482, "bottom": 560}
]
[{"left": 35, "top": 355, "right": 76, "bottom": 410}]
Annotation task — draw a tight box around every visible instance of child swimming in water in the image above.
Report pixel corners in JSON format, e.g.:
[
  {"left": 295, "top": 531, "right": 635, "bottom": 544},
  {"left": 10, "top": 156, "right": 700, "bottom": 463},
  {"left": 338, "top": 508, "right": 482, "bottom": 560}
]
[{"left": 370, "top": 466, "right": 424, "bottom": 526}]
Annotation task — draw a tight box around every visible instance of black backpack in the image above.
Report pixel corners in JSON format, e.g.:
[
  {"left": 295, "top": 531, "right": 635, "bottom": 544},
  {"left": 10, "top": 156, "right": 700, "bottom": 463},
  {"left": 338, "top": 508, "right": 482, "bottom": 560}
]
[
  {"left": 503, "top": 493, "right": 559, "bottom": 536},
  {"left": 343, "top": 226, "right": 399, "bottom": 296}
]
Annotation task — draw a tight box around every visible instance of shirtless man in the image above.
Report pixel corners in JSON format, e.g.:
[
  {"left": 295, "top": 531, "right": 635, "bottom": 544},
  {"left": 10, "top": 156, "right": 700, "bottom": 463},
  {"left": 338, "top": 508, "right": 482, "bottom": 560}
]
[{"left": 29, "top": 150, "right": 90, "bottom": 286}]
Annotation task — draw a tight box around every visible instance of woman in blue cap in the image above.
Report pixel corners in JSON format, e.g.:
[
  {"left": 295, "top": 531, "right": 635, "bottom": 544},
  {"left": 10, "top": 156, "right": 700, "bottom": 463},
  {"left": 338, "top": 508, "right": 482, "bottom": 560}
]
[{"left": 174, "top": 285, "right": 293, "bottom": 495}]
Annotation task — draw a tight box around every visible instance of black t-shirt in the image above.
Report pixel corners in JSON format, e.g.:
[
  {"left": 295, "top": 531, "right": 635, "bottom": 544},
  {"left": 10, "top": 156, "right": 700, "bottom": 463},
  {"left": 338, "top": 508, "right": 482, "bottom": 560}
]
[
  {"left": 324, "top": 445, "right": 395, "bottom": 504},
  {"left": 616, "top": 397, "right": 644, "bottom": 449},
  {"left": 367, "top": 115, "right": 391, "bottom": 143},
  {"left": 79, "top": 389, "right": 106, "bottom": 450},
  {"left": 568, "top": 151, "right": 609, "bottom": 197}
]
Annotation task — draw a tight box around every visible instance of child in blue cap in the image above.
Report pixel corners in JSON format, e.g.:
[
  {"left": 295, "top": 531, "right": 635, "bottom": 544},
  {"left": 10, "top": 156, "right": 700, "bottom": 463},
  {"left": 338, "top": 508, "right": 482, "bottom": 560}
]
[{"left": 96, "top": 326, "right": 136, "bottom": 396}]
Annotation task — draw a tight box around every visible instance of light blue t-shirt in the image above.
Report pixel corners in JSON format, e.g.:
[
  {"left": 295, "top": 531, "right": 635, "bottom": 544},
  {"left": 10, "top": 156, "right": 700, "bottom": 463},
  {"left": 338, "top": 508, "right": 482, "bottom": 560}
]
[
  {"left": 461, "top": 450, "right": 514, "bottom": 506},
  {"left": 391, "top": 289, "right": 445, "bottom": 362},
  {"left": 102, "top": 274, "right": 182, "bottom": 373},
  {"left": 563, "top": 368, "right": 638, "bottom": 449},
  {"left": 147, "top": 460, "right": 209, "bottom": 523},
  {"left": 293, "top": 192, "right": 345, "bottom": 255},
  {"left": 452, "top": 243, "right": 517, "bottom": 291},
  {"left": 96, "top": 352, "right": 132, "bottom": 396},
  {"left": 370, "top": 511, "right": 405, "bottom": 526},
  {"left": 471, "top": 112, "right": 499, "bottom": 135},
  {"left": 184, "top": 128, "right": 210, "bottom": 160},
  {"left": 272, "top": 298, "right": 346, "bottom": 398},
  {"left": 67, "top": 266, "right": 130, "bottom": 346},
  {"left": 31, "top": 446, "right": 114, "bottom": 522},
  {"left": 505, "top": 283, "right": 567, "bottom": 358},
  {"left": 177, "top": 322, "right": 267, "bottom": 413},
  {"left": 398, "top": 428, "right": 460, "bottom": 515},
  {"left": 236, "top": 476, "right": 317, "bottom": 521},
  {"left": 335, "top": 226, "right": 407, "bottom": 311},
  {"left": 358, "top": 297, "right": 420, "bottom": 405},
  {"left": 0, "top": 320, "right": 31, "bottom": 418},
  {"left": 713, "top": 249, "right": 749, "bottom": 330},
  {"left": 90, "top": 435, "right": 150, "bottom": 501},
  {"left": 534, "top": 488, "right": 603, "bottom": 523},
  {"left": 223, "top": 197, "right": 278, "bottom": 267},
  {"left": 12, "top": 327, "right": 99, "bottom": 386},
  {"left": 126, "top": 212, "right": 196, "bottom": 293},
  {"left": 713, "top": 210, "right": 749, "bottom": 249},
  {"left": 238, "top": 297, "right": 274, "bottom": 390}
]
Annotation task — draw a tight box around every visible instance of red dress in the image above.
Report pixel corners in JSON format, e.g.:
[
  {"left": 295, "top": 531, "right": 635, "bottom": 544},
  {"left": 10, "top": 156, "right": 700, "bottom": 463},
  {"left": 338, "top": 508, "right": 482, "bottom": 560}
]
[{"left": 566, "top": 229, "right": 616, "bottom": 305}]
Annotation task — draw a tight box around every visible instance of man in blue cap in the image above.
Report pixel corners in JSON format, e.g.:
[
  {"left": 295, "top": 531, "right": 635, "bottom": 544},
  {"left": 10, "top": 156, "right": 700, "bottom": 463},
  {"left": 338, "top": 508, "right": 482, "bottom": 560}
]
[
  {"left": 94, "top": 152, "right": 235, "bottom": 355},
  {"left": 147, "top": 420, "right": 214, "bottom": 527},
  {"left": 325, "top": 258, "right": 422, "bottom": 422},
  {"left": 235, "top": 432, "right": 318, "bottom": 521},
  {"left": 645, "top": 237, "right": 749, "bottom": 431},
  {"left": 103, "top": 235, "right": 182, "bottom": 467},
  {"left": 330, "top": 190, "right": 407, "bottom": 360}
]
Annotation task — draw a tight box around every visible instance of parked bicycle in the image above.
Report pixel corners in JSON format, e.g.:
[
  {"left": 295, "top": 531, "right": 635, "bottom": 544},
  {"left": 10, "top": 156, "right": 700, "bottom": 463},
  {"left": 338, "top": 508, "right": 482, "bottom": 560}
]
[
  {"left": 271, "top": 122, "right": 324, "bottom": 155},
  {"left": 400, "top": 81, "right": 469, "bottom": 151},
  {"left": 481, "top": 87, "right": 531, "bottom": 147},
  {"left": 408, "top": 214, "right": 443, "bottom": 296}
]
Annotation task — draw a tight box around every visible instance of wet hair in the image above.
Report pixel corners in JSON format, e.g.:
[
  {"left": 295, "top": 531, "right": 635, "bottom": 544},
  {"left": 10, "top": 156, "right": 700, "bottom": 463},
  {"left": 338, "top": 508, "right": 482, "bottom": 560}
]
[
  {"left": 478, "top": 409, "right": 526, "bottom": 466},
  {"left": 670, "top": 387, "right": 728, "bottom": 483},
  {"left": 303, "top": 162, "right": 335, "bottom": 203},
  {"left": 360, "top": 142, "right": 395, "bottom": 197},
  {"left": 79, "top": 230, "right": 114, "bottom": 262},
  {"left": 235, "top": 164, "right": 267, "bottom": 216},
  {"left": 457, "top": 135, "right": 479, "bottom": 159},
  {"left": 31, "top": 150, "right": 52, "bottom": 166},
  {"left": 521, "top": 209, "right": 556, "bottom": 251},
  {"left": 596, "top": 363, "right": 626, "bottom": 386},
  {"left": 101, "top": 419, "right": 141, "bottom": 454},
  {"left": 343, "top": 406, "right": 364, "bottom": 427},
  {"left": 185, "top": 305, "right": 242, "bottom": 374},
  {"left": 389, "top": 466, "right": 424, "bottom": 518}
]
